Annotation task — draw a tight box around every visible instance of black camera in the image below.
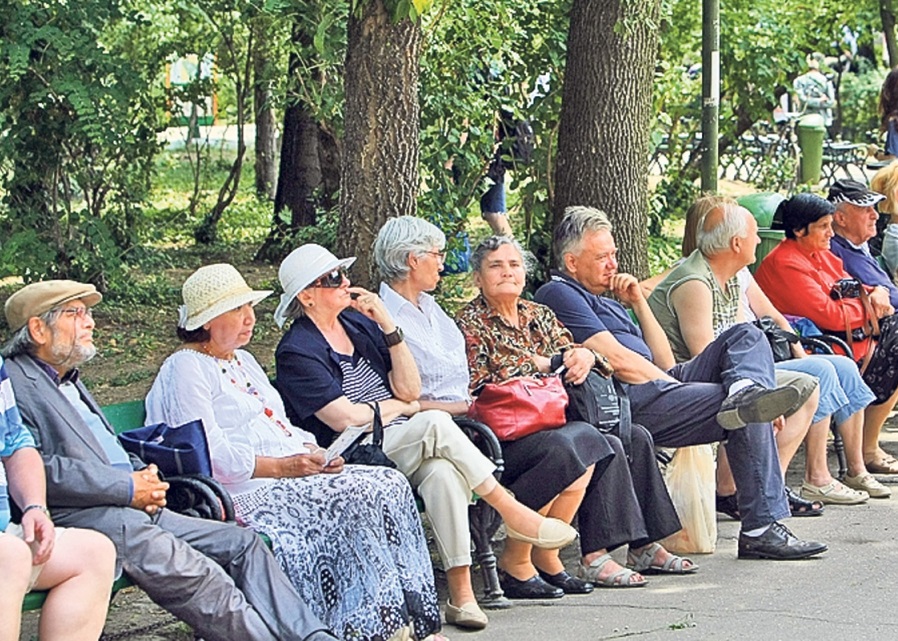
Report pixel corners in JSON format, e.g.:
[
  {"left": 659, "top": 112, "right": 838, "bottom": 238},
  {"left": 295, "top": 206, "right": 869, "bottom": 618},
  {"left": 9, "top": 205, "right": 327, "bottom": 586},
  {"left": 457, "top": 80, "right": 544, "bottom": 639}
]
[{"left": 829, "top": 278, "right": 862, "bottom": 300}]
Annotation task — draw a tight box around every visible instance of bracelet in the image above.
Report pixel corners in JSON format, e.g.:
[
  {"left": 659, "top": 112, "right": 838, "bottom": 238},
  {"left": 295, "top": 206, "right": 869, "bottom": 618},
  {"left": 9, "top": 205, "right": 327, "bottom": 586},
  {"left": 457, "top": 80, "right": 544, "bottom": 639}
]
[{"left": 21, "top": 504, "right": 50, "bottom": 518}]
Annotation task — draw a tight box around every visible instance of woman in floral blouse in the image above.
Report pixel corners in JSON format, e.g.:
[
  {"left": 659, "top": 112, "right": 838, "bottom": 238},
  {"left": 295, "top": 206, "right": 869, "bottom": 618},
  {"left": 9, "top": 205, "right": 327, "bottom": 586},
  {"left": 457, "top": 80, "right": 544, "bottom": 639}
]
[{"left": 457, "top": 236, "right": 694, "bottom": 594}]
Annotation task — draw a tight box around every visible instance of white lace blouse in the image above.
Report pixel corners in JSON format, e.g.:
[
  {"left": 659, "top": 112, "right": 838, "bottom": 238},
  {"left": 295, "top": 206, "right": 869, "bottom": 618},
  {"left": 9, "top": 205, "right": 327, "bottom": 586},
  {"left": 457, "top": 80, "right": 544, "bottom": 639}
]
[{"left": 145, "top": 349, "right": 318, "bottom": 496}]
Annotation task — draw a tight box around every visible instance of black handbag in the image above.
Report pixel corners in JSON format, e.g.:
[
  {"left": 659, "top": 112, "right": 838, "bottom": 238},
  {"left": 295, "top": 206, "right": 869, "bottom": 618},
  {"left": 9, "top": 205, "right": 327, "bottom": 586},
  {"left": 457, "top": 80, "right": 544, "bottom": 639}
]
[
  {"left": 342, "top": 401, "right": 397, "bottom": 468},
  {"left": 753, "top": 316, "right": 799, "bottom": 363},
  {"left": 564, "top": 372, "right": 632, "bottom": 459}
]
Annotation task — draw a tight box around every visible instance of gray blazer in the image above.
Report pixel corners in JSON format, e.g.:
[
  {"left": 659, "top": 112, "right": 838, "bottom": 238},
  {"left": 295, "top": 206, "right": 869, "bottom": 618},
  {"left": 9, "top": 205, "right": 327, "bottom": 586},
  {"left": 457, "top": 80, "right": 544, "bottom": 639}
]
[{"left": 5, "top": 354, "right": 145, "bottom": 550}]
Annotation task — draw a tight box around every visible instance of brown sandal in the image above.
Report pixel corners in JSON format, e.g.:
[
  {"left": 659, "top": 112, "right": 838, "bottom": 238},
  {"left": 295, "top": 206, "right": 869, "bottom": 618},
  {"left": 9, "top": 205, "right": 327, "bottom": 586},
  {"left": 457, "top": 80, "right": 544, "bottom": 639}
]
[{"left": 866, "top": 455, "right": 898, "bottom": 475}]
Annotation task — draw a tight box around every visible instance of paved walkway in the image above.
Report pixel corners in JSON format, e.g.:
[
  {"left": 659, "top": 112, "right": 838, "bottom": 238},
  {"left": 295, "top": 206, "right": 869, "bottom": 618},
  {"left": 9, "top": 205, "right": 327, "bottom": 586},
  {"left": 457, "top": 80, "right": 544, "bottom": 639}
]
[{"left": 20, "top": 425, "right": 898, "bottom": 641}]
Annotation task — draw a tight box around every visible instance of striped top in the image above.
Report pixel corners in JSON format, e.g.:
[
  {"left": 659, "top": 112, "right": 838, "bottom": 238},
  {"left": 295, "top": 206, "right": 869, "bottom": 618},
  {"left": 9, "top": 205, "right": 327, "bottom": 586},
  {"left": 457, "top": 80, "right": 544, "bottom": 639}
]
[
  {"left": 0, "top": 357, "right": 36, "bottom": 532},
  {"left": 337, "top": 354, "right": 407, "bottom": 429}
]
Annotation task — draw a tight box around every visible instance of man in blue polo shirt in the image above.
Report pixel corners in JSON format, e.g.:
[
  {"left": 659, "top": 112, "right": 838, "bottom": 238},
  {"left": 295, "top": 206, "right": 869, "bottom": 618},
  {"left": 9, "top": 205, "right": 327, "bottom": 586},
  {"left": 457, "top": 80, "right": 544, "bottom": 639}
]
[
  {"left": 828, "top": 179, "right": 898, "bottom": 308},
  {"left": 0, "top": 354, "right": 115, "bottom": 640},
  {"left": 534, "top": 205, "right": 826, "bottom": 561}
]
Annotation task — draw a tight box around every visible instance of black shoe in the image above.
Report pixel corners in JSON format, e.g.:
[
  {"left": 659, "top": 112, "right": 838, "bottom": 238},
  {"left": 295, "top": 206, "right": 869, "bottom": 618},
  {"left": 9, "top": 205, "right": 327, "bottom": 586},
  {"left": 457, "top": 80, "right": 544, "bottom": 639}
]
[
  {"left": 537, "top": 569, "right": 594, "bottom": 594},
  {"left": 498, "top": 570, "right": 564, "bottom": 599},
  {"left": 717, "top": 384, "right": 800, "bottom": 430},
  {"left": 716, "top": 493, "right": 741, "bottom": 521},
  {"left": 737, "top": 522, "right": 828, "bottom": 560}
]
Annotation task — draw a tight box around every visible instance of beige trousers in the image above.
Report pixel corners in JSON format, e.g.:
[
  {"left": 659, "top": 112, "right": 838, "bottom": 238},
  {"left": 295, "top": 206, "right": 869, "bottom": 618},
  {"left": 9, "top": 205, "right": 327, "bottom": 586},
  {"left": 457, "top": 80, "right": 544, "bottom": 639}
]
[{"left": 383, "top": 410, "right": 496, "bottom": 569}]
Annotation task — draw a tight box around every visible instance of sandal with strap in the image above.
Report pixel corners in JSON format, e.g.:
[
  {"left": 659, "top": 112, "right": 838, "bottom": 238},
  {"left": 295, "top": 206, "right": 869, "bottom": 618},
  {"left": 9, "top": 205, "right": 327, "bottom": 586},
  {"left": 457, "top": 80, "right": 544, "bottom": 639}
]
[
  {"left": 577, "top": 553, "right": 647, "bottom": 588},
  {"left": 716, "top": 493, "right": 741, "bottom": 520},
  {"left": 865, "top": 455, "right": 898, "bottom": 475},
  {"left": 786, "top": 487, "right": 824, "bottom": 517},
  {"left": 627, "top": 542, "right": 698, "bottom": 575}
]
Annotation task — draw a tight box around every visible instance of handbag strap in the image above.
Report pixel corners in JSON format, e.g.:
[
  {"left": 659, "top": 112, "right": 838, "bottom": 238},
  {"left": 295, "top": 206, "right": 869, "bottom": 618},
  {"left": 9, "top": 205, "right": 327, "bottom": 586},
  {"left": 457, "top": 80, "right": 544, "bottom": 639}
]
[
  {"left": 612, "top": 378, "right": 632, "bottom": 461},
  {"left": 365, "top": 401, "right": 385, "bottom": 447},
  {"left": 856, "top": 290, "right": 879, "bottom": 373}
]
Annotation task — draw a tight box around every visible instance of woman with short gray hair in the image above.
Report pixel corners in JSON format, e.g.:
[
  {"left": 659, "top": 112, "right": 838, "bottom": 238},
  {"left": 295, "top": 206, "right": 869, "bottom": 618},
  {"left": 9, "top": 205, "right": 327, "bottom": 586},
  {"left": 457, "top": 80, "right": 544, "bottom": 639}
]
[
  {"left": 278, "top": 238, "right": 578, "bottom": 630},
  {"left": 374, "top": 216, "right": 447, "bottom": 284}
]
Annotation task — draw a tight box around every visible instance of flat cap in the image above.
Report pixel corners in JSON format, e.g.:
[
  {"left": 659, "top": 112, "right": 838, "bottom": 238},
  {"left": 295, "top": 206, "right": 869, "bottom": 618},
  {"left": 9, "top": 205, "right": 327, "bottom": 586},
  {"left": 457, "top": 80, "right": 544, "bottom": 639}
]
[{"left": 5, "top": 280, "right": 102, "bottom": 332}]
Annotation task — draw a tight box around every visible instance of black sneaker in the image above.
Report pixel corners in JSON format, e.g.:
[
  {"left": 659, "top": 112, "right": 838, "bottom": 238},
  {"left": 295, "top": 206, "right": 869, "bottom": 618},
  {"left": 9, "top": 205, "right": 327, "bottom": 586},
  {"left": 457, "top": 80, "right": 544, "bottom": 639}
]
[
  {"left": 716, "top": 384, "right": 800, "bottom": 430},
  {"left": 737, "top": 522, "right": 828, "bottom": 560}
]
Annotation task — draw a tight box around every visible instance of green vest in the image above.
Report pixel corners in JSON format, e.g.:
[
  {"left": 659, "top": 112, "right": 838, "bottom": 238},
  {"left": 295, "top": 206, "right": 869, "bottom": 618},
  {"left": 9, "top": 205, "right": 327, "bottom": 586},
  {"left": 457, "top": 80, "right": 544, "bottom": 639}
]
[{"left": 647, "top": 251, "right": 739, "bottom": 363}]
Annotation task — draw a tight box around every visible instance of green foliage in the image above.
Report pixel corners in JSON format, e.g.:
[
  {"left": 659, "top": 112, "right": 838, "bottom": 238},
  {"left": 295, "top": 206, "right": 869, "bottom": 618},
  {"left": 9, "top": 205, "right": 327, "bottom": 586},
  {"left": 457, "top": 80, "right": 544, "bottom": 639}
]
[
  {"left": 0, "top": 0, "right": 164, "bottom": 288},
  {"left": 418, "top": 0, "right": 570, "bottom": 267},
  {"left": 647, "top": 234, "right": 682, "bottom": 277},
  {"left": 839, "top": 65, "right": 887, "bottom": 141}
]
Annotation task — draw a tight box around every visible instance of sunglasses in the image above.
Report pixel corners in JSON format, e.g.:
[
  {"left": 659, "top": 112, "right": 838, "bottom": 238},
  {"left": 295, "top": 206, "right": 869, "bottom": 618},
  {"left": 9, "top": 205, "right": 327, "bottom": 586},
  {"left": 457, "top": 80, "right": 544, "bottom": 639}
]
[{"left": 308, "top": 268, "right": 349, "bottom": 289}]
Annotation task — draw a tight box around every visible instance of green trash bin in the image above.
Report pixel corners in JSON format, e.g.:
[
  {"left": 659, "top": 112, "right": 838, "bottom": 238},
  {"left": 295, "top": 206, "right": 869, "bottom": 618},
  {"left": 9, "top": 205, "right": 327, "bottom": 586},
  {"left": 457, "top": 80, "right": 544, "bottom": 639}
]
[
  {"left": 795, "top": 114, "right": 826, "bottom": 184},
  {"left": 750, "top": 229, "right": 785, "bottom": 274},
  {"left": 738, "top": 192, "right": 785, "bottom": 228}
]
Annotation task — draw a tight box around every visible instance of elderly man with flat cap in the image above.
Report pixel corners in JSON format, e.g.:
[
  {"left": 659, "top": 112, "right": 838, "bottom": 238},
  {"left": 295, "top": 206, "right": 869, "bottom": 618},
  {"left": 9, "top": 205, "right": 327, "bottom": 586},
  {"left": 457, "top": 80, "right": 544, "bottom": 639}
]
[{"left": 0, "top": 280, "right": 337, "bottom": 641}]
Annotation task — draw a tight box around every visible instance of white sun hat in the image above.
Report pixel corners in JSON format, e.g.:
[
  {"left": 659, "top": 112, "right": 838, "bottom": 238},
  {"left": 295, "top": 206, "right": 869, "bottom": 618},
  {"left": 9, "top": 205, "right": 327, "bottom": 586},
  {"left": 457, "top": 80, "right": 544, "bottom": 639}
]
[
  {"left": 179, "top": 264, "right": 273, "bottom": 331},
  {"left": 274, "top": 244, "right": 356, "bottom": 328}
]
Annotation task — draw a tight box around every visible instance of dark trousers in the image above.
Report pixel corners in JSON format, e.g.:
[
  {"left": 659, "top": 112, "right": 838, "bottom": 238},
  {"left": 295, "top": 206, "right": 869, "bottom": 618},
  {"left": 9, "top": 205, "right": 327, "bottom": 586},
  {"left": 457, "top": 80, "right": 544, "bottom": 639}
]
[
  {"left": 578, "top": 425, "right": 681, "bottom": 554},
  {"left": 58, "top": 507, "right": 335, "bottom": 641},
  {"left": 626, "top": 324, "right": 789, "bottom": 531}
]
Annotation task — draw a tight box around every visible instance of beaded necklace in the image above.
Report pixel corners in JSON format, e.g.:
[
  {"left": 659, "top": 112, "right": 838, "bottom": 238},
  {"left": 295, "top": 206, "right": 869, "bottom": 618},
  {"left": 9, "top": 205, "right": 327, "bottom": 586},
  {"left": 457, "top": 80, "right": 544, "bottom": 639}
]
[{"left": 201, "top": 344, "right": 293, "bottom": 438}]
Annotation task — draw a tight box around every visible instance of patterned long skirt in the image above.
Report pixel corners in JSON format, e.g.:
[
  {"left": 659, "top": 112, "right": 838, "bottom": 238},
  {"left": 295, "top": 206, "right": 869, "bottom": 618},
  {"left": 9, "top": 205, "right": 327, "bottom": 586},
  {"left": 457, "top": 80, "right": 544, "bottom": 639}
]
[{"left": 232, "top": 465, "right": 440, "bottom": 641}]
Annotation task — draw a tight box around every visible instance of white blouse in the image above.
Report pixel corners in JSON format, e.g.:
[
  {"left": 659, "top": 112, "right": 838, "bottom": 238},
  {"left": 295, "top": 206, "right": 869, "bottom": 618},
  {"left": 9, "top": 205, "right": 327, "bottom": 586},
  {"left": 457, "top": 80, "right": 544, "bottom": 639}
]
[
  {"left": 145, "top": 349, "right": 318, "bottom": 496},
  {"left": 380, "top": 283, "right": 471, "bottom": 403}
]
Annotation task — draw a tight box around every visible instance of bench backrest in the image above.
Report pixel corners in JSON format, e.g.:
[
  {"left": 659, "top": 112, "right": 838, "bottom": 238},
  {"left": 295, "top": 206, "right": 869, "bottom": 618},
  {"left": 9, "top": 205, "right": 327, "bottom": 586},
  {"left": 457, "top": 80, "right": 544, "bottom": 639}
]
[{"left": 103, "top": 400, "right": 146, "bottom": 435}]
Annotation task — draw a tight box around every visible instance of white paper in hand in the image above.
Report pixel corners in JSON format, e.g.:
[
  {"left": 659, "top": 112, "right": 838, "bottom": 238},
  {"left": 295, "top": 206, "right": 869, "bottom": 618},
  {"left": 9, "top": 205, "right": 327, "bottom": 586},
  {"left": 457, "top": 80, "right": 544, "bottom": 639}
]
[{"left": 324, "top": 423, "right": 369, "bottom": 464}]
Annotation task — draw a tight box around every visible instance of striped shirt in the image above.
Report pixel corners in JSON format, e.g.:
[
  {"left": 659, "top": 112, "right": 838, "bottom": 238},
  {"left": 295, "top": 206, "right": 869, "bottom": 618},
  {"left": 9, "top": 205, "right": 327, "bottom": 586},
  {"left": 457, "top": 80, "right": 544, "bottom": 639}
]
[
  {"left": 337, "top": 354, "right": 407, "bottom": 428},
  {"left": 0, "top": 357, "right": 36, "bottom": 532}
]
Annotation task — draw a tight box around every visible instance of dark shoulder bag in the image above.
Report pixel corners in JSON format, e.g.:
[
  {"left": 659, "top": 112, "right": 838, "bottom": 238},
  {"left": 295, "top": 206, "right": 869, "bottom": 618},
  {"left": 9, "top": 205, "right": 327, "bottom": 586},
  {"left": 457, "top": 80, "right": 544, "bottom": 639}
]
[
  {"left": 564, "top": 371, "right": 632, "bottom": 460},
  {"left": 342, "top": 401, "right": 397, "bottom": 468},
  {"left": 753, "top": 316, "right": 799, "bottom": 362}
]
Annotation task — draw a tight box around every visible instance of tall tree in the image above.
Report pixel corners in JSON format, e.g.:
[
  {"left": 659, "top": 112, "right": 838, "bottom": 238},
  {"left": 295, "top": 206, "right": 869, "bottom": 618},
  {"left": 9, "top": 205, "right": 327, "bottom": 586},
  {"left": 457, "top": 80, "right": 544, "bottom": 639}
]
[
  {"left": 553, "top": 0, "right": 661, "bottom": 279},
  {"left": 338, "top": 0, "right": 423, "bottom": 286},
  {"left": 252, "top": 13, "right": 278, "bottom": 200}
]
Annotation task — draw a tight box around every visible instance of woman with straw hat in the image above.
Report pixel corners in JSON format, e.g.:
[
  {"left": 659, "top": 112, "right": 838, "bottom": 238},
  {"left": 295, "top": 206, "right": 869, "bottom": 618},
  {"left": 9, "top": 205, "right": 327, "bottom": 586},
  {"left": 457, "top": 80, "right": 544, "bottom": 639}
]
[{"left": 145, "top": 263, "right": 444, "bottom": 641}]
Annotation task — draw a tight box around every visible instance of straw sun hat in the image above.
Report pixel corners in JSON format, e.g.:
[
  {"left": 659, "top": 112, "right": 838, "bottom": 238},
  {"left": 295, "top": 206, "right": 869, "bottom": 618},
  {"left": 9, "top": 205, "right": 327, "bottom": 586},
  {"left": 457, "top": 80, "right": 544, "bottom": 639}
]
[
  {"left": 179, "top": 264, "right": 272, "bottom": 331},
  {"left": 274, "top": 244, "right": 356, "bottom": 327}
]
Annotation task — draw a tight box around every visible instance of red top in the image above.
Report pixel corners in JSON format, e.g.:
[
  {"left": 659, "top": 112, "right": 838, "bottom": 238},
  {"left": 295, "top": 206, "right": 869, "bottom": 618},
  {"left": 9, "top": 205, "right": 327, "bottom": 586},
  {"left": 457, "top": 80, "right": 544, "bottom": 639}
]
[{"left": 755, "top": 238, "right": 870, "bottom": 361}]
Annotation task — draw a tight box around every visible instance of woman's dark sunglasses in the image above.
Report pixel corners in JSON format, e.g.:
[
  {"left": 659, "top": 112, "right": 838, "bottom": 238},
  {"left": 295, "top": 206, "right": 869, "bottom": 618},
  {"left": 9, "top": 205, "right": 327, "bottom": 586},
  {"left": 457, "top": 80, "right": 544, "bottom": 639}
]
[{"left": 308, "top": 268, "right": 348, "bottom": 289}]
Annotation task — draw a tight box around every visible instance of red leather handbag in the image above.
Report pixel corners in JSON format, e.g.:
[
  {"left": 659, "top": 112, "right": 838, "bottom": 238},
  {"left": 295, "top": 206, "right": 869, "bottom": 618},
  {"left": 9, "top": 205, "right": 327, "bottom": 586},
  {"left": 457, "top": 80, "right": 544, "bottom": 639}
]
[{"left": 468, "top": 374, "right": 569, "bottom": 441}]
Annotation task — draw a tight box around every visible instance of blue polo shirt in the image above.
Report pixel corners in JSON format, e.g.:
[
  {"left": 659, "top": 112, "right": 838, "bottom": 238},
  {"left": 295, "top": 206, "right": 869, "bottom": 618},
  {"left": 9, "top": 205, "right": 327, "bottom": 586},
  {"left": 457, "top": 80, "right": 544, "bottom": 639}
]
[
  {"left": 0, "top": 357, "right": 36, "bottom": 532},
  {"left": 830, "top": 234, "right": 898, "bottom": 308},
  {"left": 534, "top": 271, "right": 655, "bottom": 361},
  {"left": 275, "top": 310, "right": 393, "bottom": 447}
]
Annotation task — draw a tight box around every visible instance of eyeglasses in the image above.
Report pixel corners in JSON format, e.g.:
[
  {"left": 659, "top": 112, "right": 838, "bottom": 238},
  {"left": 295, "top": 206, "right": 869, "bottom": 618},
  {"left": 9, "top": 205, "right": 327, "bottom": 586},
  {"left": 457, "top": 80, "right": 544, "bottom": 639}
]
[
  {"left": 308, "top": 268, "right": 348, "bottom": 289},
  {"left": 53, "top": 307, "right": 93, "bottom": 320},
  {"left": 424, "top": 250, "right": 447, "bottom": 261}
]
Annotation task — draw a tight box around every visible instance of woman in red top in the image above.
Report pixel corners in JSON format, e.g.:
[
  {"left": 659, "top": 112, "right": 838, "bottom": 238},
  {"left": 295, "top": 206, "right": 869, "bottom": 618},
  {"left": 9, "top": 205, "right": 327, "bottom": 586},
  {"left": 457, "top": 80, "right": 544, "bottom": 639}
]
[{"left": 755, "top": 193, "right": 898, "bottom": 475}]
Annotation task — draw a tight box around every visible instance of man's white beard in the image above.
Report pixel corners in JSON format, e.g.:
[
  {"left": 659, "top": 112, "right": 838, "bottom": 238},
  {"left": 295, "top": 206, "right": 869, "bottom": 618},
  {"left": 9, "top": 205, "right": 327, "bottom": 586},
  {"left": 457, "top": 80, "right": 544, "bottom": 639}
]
[{"left": 49, "top": 338, "right": 96, "bottom": 370}]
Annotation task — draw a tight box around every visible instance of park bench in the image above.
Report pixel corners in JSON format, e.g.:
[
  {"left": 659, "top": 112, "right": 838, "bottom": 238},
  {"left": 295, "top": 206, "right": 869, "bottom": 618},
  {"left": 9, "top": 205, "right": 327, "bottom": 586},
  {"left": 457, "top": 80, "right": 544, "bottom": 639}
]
[{"left": 23, "top": 400, "right": 510, "bottom": 612}]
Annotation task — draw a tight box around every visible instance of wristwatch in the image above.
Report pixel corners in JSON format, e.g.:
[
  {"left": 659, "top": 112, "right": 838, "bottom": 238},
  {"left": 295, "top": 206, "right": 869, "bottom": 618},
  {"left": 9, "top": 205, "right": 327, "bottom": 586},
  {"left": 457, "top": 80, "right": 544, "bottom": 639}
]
[
  {"left": 22, "top": 504, "right": 51, "bottom": 518},
  {"left": 383, "top": 327, "right": 404, "bottom": 347}
]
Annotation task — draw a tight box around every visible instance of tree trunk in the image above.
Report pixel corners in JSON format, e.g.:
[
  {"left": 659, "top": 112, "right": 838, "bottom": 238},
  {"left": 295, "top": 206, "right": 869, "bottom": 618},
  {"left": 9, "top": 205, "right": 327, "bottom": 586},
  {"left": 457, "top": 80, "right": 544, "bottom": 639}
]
[
  {"left": 882, "top": 0, "right": 898, "bottom": 69},
  {"left": 338, "top": 0, "right": 422, "bottom": 287},
  {"left": 553, "top": 0, "right": 661, "bottom": 279},
  {"left": 252, "top": 16, "right": 278, "bottom": 200},
  {"left": 256, "top": 100, "right": 323, "bottom": 261}
]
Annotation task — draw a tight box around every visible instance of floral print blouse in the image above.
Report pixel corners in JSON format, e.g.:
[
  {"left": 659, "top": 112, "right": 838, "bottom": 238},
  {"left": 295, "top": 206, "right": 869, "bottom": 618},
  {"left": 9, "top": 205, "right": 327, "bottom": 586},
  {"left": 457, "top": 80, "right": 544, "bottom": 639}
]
[{"left": 456, "top": 294, "right": 577, "bottom": 391}]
